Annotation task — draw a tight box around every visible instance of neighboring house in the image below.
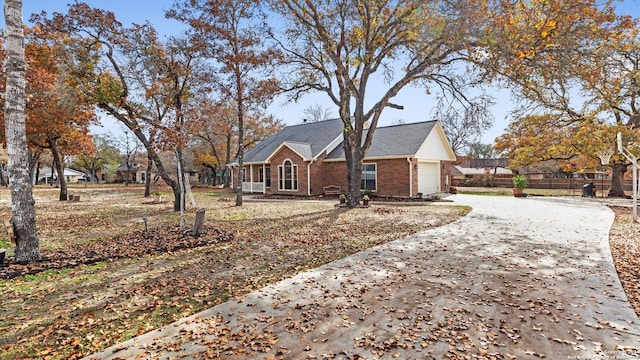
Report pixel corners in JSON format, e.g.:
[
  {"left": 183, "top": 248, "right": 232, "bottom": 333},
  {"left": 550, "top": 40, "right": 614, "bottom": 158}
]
[
  {"left": 38, "top": 167, "right": 86, "bottom": 184},
  {"left": 115, "top": 161, "right": 146, "bottom": 184},
  {"left": 452, "top": 158, "right": 513, "bottom": 183},
  {"left": 228, "top": 119, "right": 456, "bottom": 198},
  {"left": 114, "top": 160, "right": 199, "bottom": 185}
]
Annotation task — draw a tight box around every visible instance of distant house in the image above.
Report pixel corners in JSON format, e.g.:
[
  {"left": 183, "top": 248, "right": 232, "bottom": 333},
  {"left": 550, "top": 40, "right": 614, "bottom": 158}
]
[
  {"left": 114, "top": 161, "right": 146, "bottom": 184},
  {"left": 113, "top": 159, "right": 199, "bottom": 185},
  {"left": 228, "top": 119, "right": 456, "bottom": 198},
  {"left": 452, "top": 158, "right": 513, "bottom": 184},
  {"left": 38, "top": 167, "right": 86, "bottom": 184}
]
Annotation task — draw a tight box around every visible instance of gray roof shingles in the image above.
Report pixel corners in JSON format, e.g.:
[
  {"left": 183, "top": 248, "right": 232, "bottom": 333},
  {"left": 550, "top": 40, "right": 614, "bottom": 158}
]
[
  {"left": 238, "top": 118, "right": 344, "bottom": 164},
  {"left": 234, "top": 119, "right": 439, "bottom": 164},
  {"left": 326, "top": 121, "right": 437, "bottom": 159}
]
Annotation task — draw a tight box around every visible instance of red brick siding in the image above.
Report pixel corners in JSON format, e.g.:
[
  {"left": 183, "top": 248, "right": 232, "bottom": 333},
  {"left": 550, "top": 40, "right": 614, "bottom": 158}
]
[
  {"left": 373, "top": 158, "right": 413, "bottom": 197},
  {"left": 321, "top": 162, "right": 348, "bottom": 194},
  {"left": 233, "top": 155, "right": 452, "bottom": 198},
  {"left": 441, "top": 161, "right": 453, "bottom": 191},
  {"left": 270, "top": 147, "right": 308, "bottom": 196},
  {"left": 323, "top": 158, "right": 413, "bottom": 197}
]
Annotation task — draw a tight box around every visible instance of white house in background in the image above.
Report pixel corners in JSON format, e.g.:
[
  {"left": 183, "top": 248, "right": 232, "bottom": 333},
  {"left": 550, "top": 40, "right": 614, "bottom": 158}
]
[{"left": 38, "top": 167, "right": 86, "bottom": 184}]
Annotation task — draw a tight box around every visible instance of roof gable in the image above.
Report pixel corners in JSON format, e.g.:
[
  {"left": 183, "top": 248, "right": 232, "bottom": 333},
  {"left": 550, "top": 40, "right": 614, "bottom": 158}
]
[
  {"left": 237, "top": 118, "right": 344, "bottom": 164},
  {"left": 268, "top": 141, "right": 314, "bottom": 161},
  {"left": 415, "top": 122, "right": 456, "bottom": 161}
]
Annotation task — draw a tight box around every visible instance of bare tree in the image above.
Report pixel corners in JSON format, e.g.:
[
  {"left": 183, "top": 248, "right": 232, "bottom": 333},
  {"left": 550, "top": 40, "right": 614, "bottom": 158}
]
[
  {"left": 270, "top": 0, "right": 489, "bottom": 206},
  {"left": 113, "top": 130, "right": 142, "bottom": 187},
  {"left": 169, "top": 0, "right": 281, "bottom": 206},
  {"left": 302, "top": 104, "right": 333, "bottom": 123},
  {"left": 435, "top": 96, "right": 494, "bottom": 155}
]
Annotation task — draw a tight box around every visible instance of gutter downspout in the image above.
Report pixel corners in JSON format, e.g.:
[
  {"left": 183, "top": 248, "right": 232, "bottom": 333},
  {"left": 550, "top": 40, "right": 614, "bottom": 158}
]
[
  {"left": 407, "top": 157, "right": 413, "bottom": 198},
  {"left": 307, "top": 159, "right": 314, "bottom": 196}
]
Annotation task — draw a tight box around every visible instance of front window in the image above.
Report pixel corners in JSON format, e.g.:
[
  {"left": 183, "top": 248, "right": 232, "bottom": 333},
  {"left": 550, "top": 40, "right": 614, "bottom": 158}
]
[
  {"left": 260, "top": 167, "right": 271, "bottom": 187},
  {"left": 278, "top": 160, "right": 298, "bottom": 191},
  {"left": 361, "top": 163, "right": 377, "bottom": 191}
]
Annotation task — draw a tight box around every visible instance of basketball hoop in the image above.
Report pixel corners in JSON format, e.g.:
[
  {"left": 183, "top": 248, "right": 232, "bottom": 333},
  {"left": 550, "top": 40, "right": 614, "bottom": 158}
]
[{"left": 597, "top": 149, "right": 614, "bottom": 165}]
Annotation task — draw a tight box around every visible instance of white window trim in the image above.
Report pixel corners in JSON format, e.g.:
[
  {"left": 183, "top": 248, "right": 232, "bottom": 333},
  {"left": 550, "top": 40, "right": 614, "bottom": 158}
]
[
  {"left": 361, "top": 162, "right": 378, "bottom": 191},
  {"left": 278, "top": 159, "right": 298, "bottom": 191}
]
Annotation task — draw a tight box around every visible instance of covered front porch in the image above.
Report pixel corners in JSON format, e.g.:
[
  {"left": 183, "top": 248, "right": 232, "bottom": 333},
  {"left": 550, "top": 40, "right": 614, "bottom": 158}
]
[{"left": 239, "top": 164, "right": 270, "bottom": 193}]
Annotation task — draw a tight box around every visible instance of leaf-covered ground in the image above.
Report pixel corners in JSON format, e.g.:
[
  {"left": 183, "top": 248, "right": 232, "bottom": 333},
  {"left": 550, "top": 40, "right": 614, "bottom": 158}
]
[
  {"left": 0, "top": 186, "right": 469, "bottom": 360},
  {"left": 609, "top": 206, "right": 640, "bottom": 318}
]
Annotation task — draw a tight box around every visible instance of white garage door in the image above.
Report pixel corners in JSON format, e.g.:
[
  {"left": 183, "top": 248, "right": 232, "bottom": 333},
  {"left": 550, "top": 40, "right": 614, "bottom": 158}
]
[{"left": 418, "top": 162, "right": 440, "bottom": 195}]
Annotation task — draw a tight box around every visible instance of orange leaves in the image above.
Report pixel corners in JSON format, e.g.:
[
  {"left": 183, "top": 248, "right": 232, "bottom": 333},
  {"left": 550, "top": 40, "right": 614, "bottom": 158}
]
[{"left": 12, "top": 32, "right": 98, "bottom": 157}]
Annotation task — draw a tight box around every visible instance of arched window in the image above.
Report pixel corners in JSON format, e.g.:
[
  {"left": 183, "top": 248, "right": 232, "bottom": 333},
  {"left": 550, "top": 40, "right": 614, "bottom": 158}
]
[{"left": 278, "top": 159, "right": 298, "bottom": 191}]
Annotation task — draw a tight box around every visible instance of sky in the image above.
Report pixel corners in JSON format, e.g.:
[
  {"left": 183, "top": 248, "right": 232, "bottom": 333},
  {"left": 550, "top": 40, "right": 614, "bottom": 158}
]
[{"left": 3, "top": 0, "right": 640, "bottom": 145}]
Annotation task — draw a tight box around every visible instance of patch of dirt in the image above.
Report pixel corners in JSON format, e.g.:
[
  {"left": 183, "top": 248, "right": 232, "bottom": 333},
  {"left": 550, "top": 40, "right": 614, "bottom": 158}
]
[{"left": 609, "top": 206, "right": 640, "bottom": 318}]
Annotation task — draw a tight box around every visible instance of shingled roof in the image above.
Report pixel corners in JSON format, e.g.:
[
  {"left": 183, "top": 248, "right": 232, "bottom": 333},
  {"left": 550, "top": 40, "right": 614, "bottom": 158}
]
[
  {"left": 325, "top": 121, "right": 438, "bottom": 160},
  {"left": 234, "top": 118, "right": 344, "bottom": 164}
]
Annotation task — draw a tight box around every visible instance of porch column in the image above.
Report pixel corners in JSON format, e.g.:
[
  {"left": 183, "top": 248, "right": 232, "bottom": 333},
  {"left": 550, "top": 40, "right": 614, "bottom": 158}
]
[
  {"left": 250, "top": 164, "right": 254, "bottom": 192},
  {"left": 262, "top": 164, "right": 266, "bottom": 194}
]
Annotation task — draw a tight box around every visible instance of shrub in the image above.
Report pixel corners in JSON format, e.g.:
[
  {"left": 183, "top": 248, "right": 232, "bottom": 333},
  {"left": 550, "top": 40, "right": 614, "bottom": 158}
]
[{"left": 512, "top": 175, "right": 527, "bottom": 190}]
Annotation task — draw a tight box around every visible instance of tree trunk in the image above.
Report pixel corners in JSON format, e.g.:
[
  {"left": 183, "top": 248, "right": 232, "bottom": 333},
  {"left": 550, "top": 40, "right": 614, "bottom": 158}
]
[
  {"left": 343, "top": 129, "right": 364, "bottom": 207},
  {"left": 124, "top": 160, "right": 131, "bottom": 187},
  {"left": 90, "top": 166, "right": 97, "bottom": 183},
  {"left": 235, "top": 96, "right": 244, "bottom": 206},
  {"left": 609, "top": 163, "right": 629, "bottom": 197},
  {"left": 224, "top": 134, "right": 233, "bottom": 188},
  {"left": 176, "top": 149, "right": 186, "bottom": 226},
  {"left": 0, "top": 164, "right": 8, "bottom": 187},
  {"left": 144, "top": 153, "right": 153, "bottom": 197},
  {"left": 191, "top": 208, "right": 205, "bottom": 236},
  {"left": 3, "top": 0, "right": 41, "bottom": 262},
  {"left": 28, "top": 149, "right": 41, "bottom": 185},
  {"left": 50, "top": 138, "right": 68, "bottom": 201}
]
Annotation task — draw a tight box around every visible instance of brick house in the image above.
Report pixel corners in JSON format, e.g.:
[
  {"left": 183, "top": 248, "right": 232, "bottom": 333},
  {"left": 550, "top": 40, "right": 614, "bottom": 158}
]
[{"left": 228, "top": 118, "right": 456, "bottom": 198}]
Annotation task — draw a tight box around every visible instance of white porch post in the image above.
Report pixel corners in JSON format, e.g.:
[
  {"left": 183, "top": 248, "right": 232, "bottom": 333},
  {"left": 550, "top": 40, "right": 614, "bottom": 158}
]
[
  {"left": 249, "top": 164, "right": 254, "bottom": 192},
  {"left": 262, "top": 164, "right": 266, "bottom": 194}
]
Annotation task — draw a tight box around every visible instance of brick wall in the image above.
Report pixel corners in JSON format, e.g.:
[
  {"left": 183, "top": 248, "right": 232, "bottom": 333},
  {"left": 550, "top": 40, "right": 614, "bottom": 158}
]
[
  {"left": 323, "top": 158, "right": 413, "bottom": 197},
  {"left": 321, "top": 162, "right": 348, "bottom": 194},
  {"left": 269, "top": 147, "right": 308, "bottom": 196},
  {"left": 375, "top": 158, "right": 413, "bottom": 197},
  {"left": 441, "top": 161, "right": 453, "bottom": 192},
  {"left": 234, "top": 155, "right": 452, "bottom": 198}
]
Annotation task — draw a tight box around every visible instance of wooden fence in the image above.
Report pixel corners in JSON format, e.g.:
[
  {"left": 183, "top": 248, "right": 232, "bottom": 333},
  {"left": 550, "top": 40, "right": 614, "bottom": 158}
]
[{"left": 455, "top": 177, "right": 636, "bottom": 192}]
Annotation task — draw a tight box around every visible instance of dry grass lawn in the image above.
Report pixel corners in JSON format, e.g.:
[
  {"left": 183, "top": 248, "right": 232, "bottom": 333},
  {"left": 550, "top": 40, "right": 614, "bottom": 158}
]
[{"left": 0, "top": 185, "right": 469, "bottom": 360}]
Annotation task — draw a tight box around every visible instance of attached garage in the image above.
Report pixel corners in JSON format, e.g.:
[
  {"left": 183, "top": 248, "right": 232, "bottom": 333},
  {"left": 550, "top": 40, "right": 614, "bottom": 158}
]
[{"left": 418, "top": 161, "right": 440, "bottom": 195}]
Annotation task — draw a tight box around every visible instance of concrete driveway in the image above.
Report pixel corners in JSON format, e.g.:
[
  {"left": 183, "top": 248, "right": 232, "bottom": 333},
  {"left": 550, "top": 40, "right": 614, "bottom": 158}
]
[{"left": 86, "top": 194, "right": 640, "bottom": 359}]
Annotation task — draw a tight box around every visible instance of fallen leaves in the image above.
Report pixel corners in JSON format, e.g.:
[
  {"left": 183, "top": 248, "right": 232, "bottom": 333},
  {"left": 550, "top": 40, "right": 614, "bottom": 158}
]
[
  {"left": 0, "top": 226, "right": 233, "bottom": 279},
  {"left": 0, "top": 190, "right": 466, "bottom": 360},
  {"left": 609, "top": 206, "right": 640, "bottom": 317}
]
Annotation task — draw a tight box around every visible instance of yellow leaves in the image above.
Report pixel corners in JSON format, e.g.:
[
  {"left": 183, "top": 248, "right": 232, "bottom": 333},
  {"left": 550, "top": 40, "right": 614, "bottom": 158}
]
[{"left": 95, "top": 72, "right": 124, "bottom": 104}]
